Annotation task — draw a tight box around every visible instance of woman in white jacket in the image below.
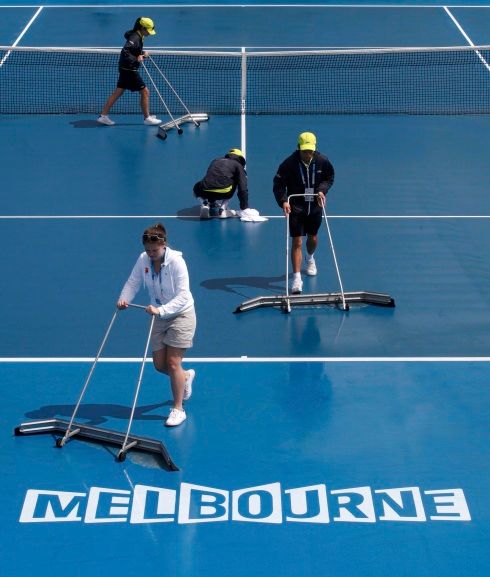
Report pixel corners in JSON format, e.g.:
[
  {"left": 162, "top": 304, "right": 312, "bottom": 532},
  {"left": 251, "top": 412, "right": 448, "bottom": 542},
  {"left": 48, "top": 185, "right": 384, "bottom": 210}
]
[{"left": 117, "top": 223, "right": 196, "bottom": 427}]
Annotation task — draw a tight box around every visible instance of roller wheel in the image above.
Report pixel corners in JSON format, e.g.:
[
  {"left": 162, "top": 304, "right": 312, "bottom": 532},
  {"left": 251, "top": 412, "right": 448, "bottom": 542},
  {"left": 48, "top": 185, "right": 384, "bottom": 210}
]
[
  {"left": 14, "top": 427, "right": 21, "bottom": 436},
  {"left": 178, "top": 128, "right": 183, "bottom": 135},
  {"left": 157, "top": 131, "right": 167, "bottom": 140},
  {"left": 56, "top": 437, "right": 64, "bottom": 448},
  {"left": 117, "top": 450, "right": 126, "bottom": 462}
]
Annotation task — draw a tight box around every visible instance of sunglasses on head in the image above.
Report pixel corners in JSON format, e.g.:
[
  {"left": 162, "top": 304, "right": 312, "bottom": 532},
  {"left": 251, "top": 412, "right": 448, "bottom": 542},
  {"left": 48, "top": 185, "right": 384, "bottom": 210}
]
[{"left": 142, "top": 234, "right": 165, "bottom": 243}]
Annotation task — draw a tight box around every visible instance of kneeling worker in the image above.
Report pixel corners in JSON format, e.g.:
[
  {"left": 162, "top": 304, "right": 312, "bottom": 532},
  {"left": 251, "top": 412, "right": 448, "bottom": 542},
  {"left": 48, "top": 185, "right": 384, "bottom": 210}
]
[{"left": 194, "top": 149, "right": 249, "bottom": 218}]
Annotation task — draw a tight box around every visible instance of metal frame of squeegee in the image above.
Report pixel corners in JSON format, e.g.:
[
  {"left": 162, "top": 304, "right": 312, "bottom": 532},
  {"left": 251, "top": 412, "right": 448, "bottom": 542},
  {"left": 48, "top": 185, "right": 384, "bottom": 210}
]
[
  {"left": 139, "top": 55, "right": 209, "bottom": 140},
  {"left": 235, "top": 193, "right": 395, "bottom": 314},
  {"left": 14, "top": 304, "right": 179, "bottom": 471}
]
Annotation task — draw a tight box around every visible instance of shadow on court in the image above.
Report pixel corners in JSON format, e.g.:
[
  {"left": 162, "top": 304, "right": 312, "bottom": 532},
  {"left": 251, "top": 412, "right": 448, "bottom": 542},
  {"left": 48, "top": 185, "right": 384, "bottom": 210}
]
[
  {"left": 24, "top": 401, "right": 171, "bottom": 426},
  {"left": 201, "top": 274, "right": 285, "bottom": 296},
  {"left": 69, "top": 120, "right": 153, "bottom": 128}
]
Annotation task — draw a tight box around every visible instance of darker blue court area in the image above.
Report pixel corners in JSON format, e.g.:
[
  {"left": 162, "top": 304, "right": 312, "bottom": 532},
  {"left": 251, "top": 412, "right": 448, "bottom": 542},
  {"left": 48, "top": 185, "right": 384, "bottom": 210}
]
[
  {"left": 1, "top": 361, "right": 489, "bottom": 577},
  {"left": 1, "top": 3, "right": 490, "bottom": 577}
]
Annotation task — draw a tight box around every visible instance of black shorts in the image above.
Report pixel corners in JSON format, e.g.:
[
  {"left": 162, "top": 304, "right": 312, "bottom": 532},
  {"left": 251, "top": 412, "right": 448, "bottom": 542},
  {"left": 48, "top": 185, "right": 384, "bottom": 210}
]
[
  {"left": 117, "top": 69, "right": 146, "bottom": 92},
  {"left": 289, "top": 204, "right": 322, "bottom": 237}
]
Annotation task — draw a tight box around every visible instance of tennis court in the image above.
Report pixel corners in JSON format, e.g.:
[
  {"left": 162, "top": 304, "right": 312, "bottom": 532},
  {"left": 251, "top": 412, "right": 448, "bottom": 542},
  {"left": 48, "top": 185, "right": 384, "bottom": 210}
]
[{"left": 1, "top": 3, "right": 490, "bottom": 577}]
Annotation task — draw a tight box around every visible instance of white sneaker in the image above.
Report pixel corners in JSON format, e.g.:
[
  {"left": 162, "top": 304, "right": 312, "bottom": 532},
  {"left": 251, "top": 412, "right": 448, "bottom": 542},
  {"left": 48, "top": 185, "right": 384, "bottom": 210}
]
[
  {"left": 305, "top": 257, "right": 317, "bottom": 276},
  {"left": 184, "top": 369, "right": 195, "bottom": 401},
  {"left": 144, "top": 115, "right": 162, "bottom": 125},
  {"left": 219, "top": 208, "right": 228, "bottom": 219},
  {"left": 200, "top": 202, "right": 210, "bottom": 219},
  {"left": 291, "top": 277, "right": 303, "bottom": 294},
  {"left": 97, "top": 115, "right": 115, "bottom": 126},
  {"left": 165, "top": 408, "right": 186, "bottom": 427}
]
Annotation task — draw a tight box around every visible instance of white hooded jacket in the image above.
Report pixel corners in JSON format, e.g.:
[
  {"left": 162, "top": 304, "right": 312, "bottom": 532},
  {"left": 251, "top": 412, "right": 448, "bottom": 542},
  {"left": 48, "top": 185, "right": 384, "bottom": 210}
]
[{"left": 119, "top": 247, "right": 194, "bottom": 319}]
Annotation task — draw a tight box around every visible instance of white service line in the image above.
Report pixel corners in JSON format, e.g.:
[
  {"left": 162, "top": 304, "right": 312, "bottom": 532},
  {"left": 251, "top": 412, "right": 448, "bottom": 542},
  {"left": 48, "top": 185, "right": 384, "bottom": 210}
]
[
  {"left": 0, "top": 5, "right": 488, "bottom": 9},
  {"left": 0, "top": 5, "right": 43, "bottom": 67},
  {"left": 2, "top": 357, "right": 490, "bottom": 363},
  {"left": 1, "top": 214, "right": 490, "bottom": 220},
  {"left": 444, "top": 6, "right": 490, "bottom": 72}
]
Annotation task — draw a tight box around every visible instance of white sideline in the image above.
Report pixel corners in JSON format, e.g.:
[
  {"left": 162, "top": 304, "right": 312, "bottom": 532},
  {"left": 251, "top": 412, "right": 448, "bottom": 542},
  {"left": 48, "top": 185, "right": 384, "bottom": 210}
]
[
  {"left": 444, "top": 6, "right": 490, "bottom": 72},
  {"left": 0, "top": 6, "right": 43, "bottom": 67}
]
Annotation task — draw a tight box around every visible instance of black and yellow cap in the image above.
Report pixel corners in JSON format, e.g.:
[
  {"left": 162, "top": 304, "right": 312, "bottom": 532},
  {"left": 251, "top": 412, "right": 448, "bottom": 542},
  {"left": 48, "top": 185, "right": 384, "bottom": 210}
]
[{"left": 227, "top": 148, "right": 246, "bottom": 166}]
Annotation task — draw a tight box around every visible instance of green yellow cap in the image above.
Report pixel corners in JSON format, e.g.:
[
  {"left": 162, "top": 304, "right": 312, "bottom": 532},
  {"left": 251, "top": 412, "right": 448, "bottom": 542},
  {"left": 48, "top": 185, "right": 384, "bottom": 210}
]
[
  {"left": 227, "top": 148, "right": 246, "bottom": 166},
  {"left": 139, "top": 17, "right": 156, "bottom": 35},
  {"left": 298, "top": 132, "right": 316, "bottom": 151},
  {"left": 228, "top": 148, "right": 244, "bottom": 158}
]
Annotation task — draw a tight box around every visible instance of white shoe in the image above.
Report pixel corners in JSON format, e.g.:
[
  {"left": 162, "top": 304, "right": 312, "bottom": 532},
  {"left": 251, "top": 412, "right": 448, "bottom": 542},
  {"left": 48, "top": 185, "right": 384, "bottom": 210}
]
[
  {"left": 291, "top": 277, "right": 303, "bottom": 294},
  {"left": 184, "top": 369, "right": 195, "bottom": 401},
  {"left": 200, "top": 202, "right": 210, "bottom": 219},
  {"left": 219, "top": 208, "right": 228, "bottom": 219},
  {"left": 165, "top": 408, "right": 186, "bottom": 427},
  {"left": 97, "top": 115, "right": 115, "bottom": 126},
  {"left": 144, "top": 115, "right": 162, "bottom": 125},
  {"left": 305, "top": 257, "right": 317, "bottom": 276}
]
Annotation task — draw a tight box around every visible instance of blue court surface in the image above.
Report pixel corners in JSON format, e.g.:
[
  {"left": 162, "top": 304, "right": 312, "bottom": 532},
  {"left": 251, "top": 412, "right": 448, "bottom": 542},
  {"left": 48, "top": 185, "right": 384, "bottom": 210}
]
[{"left": 1, "top": 3, "right": 490, "bottom": 577}]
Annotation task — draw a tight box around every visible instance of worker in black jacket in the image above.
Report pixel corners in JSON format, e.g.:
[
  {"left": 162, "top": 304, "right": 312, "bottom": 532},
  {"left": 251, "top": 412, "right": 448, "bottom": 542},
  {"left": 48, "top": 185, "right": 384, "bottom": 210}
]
[
  {"left": 273, "top": 132, "right": 334, "bottom": 294},
  {"left": 97, "top": 17, "right": 161, "bottom": 126},
  {"left": 194, "top": 149, "right": 250, "bottom": 219}
]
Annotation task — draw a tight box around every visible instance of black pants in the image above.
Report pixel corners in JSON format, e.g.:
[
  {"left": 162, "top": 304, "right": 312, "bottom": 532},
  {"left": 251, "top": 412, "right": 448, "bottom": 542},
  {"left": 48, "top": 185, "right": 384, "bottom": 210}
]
[{"left": 193, "top": 181, "right": 234, "bottom": 204}]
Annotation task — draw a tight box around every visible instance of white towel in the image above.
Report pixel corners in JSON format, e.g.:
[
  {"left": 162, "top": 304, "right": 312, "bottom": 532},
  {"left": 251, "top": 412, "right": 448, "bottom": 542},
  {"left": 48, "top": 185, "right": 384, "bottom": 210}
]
[{"left": 237, "top": 208, "right": 268, "bottom": 222}]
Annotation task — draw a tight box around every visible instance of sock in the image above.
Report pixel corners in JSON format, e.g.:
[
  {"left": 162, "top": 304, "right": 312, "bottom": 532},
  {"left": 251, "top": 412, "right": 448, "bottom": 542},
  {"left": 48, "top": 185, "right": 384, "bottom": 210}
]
[
  {"left": 293, "top": 272, "right": 301, "bottom": 280},
  {"left": 306, "top": 253, "right": 315, "bottom": 261}
]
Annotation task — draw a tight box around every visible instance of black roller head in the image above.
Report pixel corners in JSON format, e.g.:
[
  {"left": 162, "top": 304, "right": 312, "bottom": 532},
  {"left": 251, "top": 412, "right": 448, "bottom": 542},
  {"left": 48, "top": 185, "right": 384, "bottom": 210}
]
[{"left": 178, "top": 128, "right": 183, "bottom": 135}]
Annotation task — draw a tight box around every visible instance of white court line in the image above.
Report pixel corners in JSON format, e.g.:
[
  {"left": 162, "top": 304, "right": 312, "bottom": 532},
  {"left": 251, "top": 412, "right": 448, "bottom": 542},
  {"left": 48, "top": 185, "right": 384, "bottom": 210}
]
[
  {"left": 2, "top": 357, "right": 490, "bottom": 363},
  {"left": 0, "top": 5, "right": 42, "bottom": 67},
  {"left": 444, "top": 6, "right": 490, "bottom": 71},
  {"left": 1, "top": 214, "right": 490, "bottom": 220},
  {"left": 1, "top": 5, "right": 490, "bottom": 9}
]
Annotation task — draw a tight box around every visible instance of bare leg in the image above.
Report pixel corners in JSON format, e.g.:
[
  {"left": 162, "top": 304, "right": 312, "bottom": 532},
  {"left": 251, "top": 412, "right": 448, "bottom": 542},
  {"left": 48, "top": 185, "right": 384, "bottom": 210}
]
[
  {"left": 306, "top": 234, "right": 318, "bottom": 257},
  {"left": 152, "top": 346, "right": 186, "bottom": 410},
  {"left": 139, "top": 87, "right": 150, "bottom": 118},
  {"left": 153, "top": 348, "right": 168, "bottom": 375},
  {"left": 291, "top": 236, "right": 303, "bottom": 273},
  {"left": 101, "top": 87, "right": 125, "bottom": 115},
  {"left": 165, "top": 346, "right": 186, "bottom": 410}
]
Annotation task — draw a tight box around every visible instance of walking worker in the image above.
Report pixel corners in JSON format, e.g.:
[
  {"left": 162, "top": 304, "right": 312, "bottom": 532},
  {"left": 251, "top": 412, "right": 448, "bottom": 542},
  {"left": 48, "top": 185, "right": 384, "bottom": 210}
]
[
  {"left": 193, "top": 149, "right": 250, "bottom": 218},
  {"left": 97, "top": 17, "right": 162, "bottom": 127},
  {"left": 117, "top": 223, "right": 196, "bottom": 427},
  {"left": 273, "top": 132, "right": 335, "bottom": 294}
]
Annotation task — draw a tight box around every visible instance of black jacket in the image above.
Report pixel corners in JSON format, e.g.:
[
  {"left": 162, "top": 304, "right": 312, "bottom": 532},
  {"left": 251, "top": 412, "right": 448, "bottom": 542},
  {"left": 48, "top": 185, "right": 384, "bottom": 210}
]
[
  {"left": 273, "top": 150, "right": 334, "bottom": 208},
  {"left": 201, "top": 154, "right": 249, "bottom": 210},
  {"left": 119, "top": 30, "right": 144, "bottom": 71}
]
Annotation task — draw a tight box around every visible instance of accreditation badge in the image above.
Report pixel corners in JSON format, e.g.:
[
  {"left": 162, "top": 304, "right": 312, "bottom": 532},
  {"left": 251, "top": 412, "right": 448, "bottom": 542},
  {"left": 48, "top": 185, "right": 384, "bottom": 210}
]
[{"left": 304, "top": 187, "right": 315, "bottom": 202}]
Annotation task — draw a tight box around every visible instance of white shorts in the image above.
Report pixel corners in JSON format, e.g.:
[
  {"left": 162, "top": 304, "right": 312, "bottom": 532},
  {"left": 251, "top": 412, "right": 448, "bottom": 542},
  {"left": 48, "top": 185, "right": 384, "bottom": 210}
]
[{"left": 150, "top": 307, "right": 196, "bottom": 351}]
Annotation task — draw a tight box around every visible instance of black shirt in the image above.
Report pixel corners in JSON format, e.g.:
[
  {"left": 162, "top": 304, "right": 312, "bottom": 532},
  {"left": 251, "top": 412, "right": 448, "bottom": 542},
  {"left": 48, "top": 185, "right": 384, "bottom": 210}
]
[
  {"left": 119, "top": 30, "right": 144, "bottom": 71},
  {"left": 273, "top": 150, "right": 334, "bottom": 208}
]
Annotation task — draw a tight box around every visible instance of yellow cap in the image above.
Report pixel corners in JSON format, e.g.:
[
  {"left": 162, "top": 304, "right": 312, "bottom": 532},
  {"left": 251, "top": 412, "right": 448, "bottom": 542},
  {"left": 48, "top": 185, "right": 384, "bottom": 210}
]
[
  {"left": 227, "top": 148, "right": 246, "bottom": 166},
  {"left": 228, "top": 148, "right": 244, "bottom": 158},
  {"left": 139, "top": 17, "right": 156, "bottom": 35},
  {"left": 298, "top": 132, "right": 316, "bottom": 151}
]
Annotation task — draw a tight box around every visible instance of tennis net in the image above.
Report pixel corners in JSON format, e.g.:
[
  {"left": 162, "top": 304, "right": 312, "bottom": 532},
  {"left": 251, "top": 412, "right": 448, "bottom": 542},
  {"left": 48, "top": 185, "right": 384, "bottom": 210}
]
[{"left": 1, "top": 45, "right": 490, "bottom": 115}]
